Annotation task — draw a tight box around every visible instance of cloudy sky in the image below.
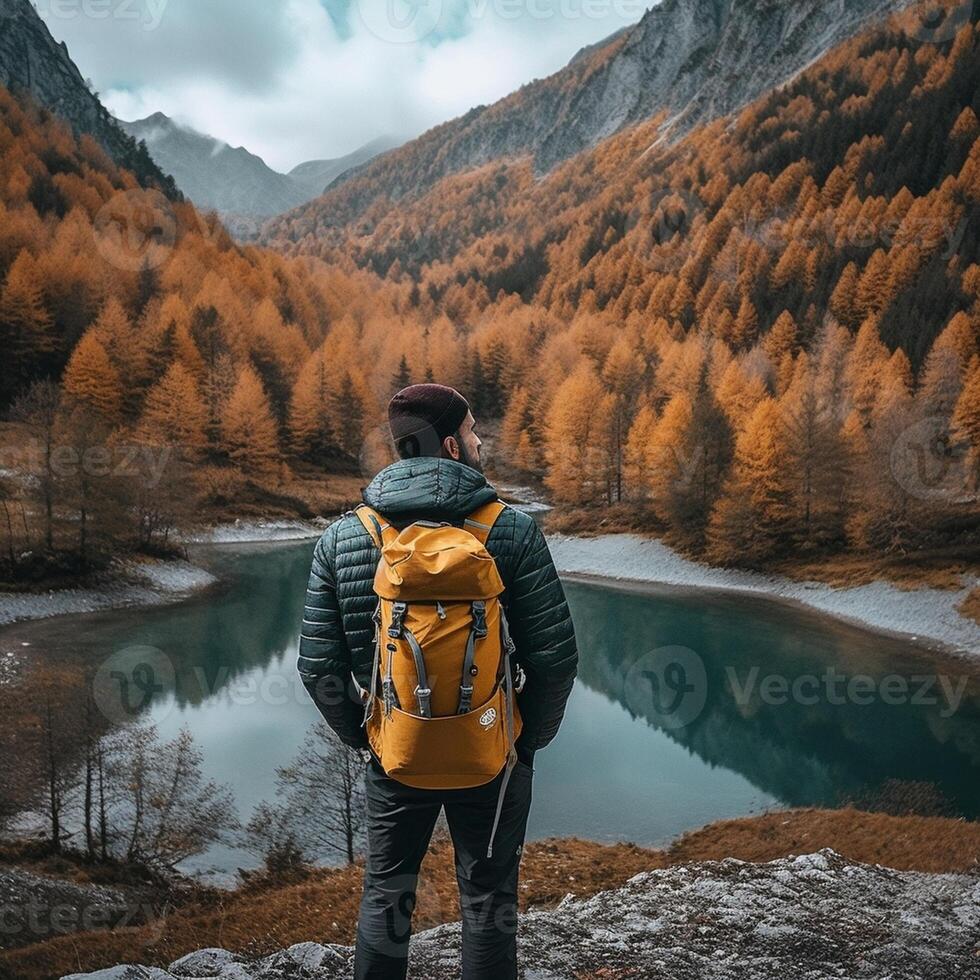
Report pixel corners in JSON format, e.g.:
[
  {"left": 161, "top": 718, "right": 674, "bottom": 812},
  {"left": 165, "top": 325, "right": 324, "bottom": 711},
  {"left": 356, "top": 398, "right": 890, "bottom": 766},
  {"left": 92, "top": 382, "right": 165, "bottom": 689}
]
[{"left": 37, "top": 0, "right": 654, "bottom": 172}]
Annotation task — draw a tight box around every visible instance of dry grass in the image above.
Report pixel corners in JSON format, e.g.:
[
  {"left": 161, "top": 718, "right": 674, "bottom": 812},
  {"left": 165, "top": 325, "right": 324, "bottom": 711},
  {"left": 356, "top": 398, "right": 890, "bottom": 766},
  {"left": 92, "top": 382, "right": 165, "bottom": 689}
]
[
  {"left": 772, "top": 551, "right": 979, "bottom": 591},
  {"left": 667, "top": 807, "right": 980, "bottom": 873},
  {"left": 4, "top": 809, "right": 978, "bottom": 980}
]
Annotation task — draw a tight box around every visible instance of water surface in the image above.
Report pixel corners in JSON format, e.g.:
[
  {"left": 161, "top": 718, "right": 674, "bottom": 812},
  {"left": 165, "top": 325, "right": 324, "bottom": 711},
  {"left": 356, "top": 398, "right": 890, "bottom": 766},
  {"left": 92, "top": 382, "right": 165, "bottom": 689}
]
[{"left": 7, "top": 540, "right": 979, "bottom": 877}]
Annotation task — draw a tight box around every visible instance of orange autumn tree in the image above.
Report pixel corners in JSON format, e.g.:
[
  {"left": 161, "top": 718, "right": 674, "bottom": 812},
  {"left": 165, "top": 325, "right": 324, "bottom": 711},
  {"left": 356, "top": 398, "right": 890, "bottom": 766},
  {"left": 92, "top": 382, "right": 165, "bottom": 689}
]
[
  {"left": 709, "top": 398, "right": 794, "bottom": 565},
  {"left": 220, "top": 364, "right": 282, "bottom": 476},
  {"left": 0, "top": 251, "right": 54, "bottom": 400},
  {"left": 138, "top": 361, "right": 209, "bottom": 459},
  {"left": 61, "top": 331, "right": 123, "bottom": 425},
  {"left": 544, "top": 365, "right": 609, "bottom": 505},
  {"left": 952, "top": 359, "right": 980, "bottom": 494},
  {"left": 289, "top": 344, "right": 337, "bottom": 463}
]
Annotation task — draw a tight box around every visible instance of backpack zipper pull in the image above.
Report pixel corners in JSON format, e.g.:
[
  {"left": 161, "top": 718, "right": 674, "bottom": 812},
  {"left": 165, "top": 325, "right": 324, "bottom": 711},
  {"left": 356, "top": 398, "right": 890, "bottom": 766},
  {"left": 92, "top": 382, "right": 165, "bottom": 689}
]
[{"left": 436, "top": 601, "right": 446, "bottom": 620}]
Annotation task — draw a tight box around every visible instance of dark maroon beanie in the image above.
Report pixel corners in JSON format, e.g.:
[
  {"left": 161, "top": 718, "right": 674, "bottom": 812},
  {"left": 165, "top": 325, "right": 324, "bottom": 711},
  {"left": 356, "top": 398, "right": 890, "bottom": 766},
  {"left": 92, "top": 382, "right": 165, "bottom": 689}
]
[{"left": 388, "top": 384, "right": 470, "bottom": 456}]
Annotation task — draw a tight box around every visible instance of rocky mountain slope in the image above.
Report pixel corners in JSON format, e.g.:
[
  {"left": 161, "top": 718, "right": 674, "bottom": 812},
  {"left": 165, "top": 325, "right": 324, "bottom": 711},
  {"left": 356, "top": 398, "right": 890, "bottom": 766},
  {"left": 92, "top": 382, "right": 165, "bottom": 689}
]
[
  {"left": 288, "top": 136, "right": 401, "bottom": 197},
  {"left": 63, "top": 851, "right": 980, "bottom": 980},
  {"left": 265, "top": 0, "right": 908, "bottom": 240},
  {"left": 0, "top": 0, "right": 176, "bottom": 194},
  {"left": 120, "top": 115, "right": 394, "bottom": 220}
]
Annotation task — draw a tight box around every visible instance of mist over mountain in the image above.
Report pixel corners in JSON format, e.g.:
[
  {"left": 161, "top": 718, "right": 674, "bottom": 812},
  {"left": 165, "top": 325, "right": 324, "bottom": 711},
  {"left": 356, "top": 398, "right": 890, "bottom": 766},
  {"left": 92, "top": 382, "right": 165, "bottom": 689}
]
[
  {"left": 121, "top": 113, "right": 396, "bottom": 221},
  {"left": 266, "top": 0, "right": 908, "bottom": 239}
]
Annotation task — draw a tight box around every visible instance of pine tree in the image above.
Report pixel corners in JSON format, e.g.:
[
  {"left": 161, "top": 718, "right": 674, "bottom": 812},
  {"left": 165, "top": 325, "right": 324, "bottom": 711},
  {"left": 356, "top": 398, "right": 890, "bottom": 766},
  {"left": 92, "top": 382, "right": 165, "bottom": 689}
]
[
  {"left": 544, "top": 366, "right": 607, "bottom": 504},
  {"left": 732, "top": 295, "right": 759, "bottom": 349},
  {"left": 951, "top": 359, "right": 980, "bottom": 493},
  {"left": 61, "top": 331, "right": 123, "bottom": 424},
  {"left": 856, "top": 249, "right": 891, "bottom": 318},
  {"left": 331, "top": 373, "right": 366, "bottom": 459},
  {"left": 780, "top": 354, "right": 848, "bottom": 547},
  {"left": 845, "top": 316, "right": 889, "bottom": 424},
  {"left": 290, "top": 346, "right": 336, "bottom": 463},
  {"left": 138, "top": 362, "right": 209, "bottom": 459},
  {"left": 762, "top": 310, "right": 798, "bottom": 363},
  {"left": 623, "top": 403, "right": 657, "bottom": 501},
  {"left": 392, "top": 354, "right": 412, "bottom": 395},
  {"left": 0, "top": 251, "right": 54, "bottom": 400},
  {"left": 220, "top": 364, "right": 281, "bottom": 475},
  {"left": 708, "top": 398, "right": 794, "bottom": 565},
  {"left": 829, "top": 262, "right": 860, "bottom": 329}
]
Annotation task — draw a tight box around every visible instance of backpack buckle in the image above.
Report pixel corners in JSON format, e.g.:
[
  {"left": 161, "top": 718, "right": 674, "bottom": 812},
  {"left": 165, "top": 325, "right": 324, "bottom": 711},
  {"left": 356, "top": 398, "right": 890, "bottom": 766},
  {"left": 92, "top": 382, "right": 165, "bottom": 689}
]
[
  {"left": 471, "top": 601, "right": 487, "bottom": 638},
  {"left": 458, "top": 684, "right": 474, "bottom": 714},
  {"left": 513, "top": 664, "right": 526, "bottom": 694},
  {"left": 382, "top": 678, "right": 396, "bottom": 717},
  {"left": 388, "top": 602, "right": 407, "bottom": 638},
  {"left": 415, "top": 685, "right": 432, "bottom": 718}
]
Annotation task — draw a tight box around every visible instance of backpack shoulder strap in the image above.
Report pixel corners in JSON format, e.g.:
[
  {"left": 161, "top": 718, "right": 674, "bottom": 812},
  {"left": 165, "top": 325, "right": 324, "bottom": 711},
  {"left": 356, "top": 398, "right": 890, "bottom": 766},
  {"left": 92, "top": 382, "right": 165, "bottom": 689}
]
[
  {"left": 354, "top": 504, "right": 396, "bottom": 549},
  {"left": 462, "top": 500, "right": 507, "bottom": 546}
]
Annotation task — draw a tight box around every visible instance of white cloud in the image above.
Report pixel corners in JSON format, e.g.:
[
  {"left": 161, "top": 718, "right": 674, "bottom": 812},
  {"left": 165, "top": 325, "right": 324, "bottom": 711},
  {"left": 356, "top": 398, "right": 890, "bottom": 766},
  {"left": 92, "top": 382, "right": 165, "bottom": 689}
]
[{"left": 38, "top": 0, "right": 654, "bottom": 172}]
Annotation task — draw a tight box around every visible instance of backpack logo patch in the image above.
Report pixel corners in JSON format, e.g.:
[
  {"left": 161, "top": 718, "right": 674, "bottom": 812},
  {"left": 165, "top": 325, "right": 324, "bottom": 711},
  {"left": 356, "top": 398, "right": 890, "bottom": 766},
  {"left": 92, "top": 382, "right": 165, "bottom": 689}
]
[{"left": 480, "top": 707, "right": 497, "bottom": 730}]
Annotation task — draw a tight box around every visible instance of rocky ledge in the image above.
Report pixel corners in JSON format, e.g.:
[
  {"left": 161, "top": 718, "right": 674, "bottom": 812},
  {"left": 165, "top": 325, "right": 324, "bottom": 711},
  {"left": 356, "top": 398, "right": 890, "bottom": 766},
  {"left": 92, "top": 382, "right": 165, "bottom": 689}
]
[{"left": 64, "top": 850, "right": 980, "bottom": 980}]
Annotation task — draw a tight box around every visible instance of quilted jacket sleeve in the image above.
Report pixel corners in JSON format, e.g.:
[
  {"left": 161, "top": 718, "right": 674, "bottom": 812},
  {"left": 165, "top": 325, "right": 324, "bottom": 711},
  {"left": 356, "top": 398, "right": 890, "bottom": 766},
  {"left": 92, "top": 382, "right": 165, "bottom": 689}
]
[
  {"left": 505, "top": 516, "right": 578, "bottom": 752},
  {"left": 298, "top": 522, "right": 369, "bottom": 749}
]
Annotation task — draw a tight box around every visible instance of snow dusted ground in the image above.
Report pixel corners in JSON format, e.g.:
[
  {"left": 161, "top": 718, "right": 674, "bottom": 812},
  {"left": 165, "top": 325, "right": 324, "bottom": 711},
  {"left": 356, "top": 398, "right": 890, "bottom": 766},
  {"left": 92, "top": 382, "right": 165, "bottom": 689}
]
[
  {"left": 180, "top": 518, "right": 327, "bottom": 544},
  {"left": 0, "top": 522, "right": 324, "bottom": 628},
  {"left": 64, "top": 850, "right": 980, "bottom": 980},
  {"left": 547, "top": 533, "right": 980, "bottom": 657},
  {"left": 0, "top": 559, "right": 218, "bottom": 628}
]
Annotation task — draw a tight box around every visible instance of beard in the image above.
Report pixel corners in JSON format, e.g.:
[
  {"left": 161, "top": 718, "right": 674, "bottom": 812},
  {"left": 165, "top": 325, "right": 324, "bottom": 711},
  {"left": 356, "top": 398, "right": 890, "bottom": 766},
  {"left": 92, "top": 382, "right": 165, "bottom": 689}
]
[{"left": 459, "top": 442, "right": 483, "bottom": 473}]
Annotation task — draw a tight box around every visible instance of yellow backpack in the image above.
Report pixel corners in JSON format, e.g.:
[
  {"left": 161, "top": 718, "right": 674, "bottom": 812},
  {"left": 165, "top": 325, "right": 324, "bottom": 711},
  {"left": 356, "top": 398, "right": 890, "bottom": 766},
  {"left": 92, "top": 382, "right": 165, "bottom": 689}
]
[{"left": 355, "top": 501, "right": 523, "bottom": 856}]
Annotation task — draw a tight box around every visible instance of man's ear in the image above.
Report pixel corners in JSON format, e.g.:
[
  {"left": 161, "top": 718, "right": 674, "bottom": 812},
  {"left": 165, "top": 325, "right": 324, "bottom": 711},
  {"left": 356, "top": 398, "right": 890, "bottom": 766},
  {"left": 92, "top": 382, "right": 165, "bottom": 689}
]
[{"left": 443, "top": 435, "right": 461, "bottom": 461}]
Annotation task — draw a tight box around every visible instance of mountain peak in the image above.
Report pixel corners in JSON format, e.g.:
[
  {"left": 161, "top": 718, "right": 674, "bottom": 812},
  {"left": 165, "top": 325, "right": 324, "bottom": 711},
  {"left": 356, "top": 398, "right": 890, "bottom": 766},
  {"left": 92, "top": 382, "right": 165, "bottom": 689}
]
[
  {"left": 264, "top": 0, "right": 902, "bottom": 237},
  {"left": 0, "top": 0, "right": 177, "bottom": 193}
]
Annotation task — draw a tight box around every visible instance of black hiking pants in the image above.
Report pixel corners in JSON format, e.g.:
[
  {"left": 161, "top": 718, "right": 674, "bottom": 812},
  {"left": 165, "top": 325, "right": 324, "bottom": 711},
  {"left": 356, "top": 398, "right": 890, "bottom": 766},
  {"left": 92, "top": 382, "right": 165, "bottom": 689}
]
[{"left": 354, "top": 753, "right": 534, "bottom": 980}]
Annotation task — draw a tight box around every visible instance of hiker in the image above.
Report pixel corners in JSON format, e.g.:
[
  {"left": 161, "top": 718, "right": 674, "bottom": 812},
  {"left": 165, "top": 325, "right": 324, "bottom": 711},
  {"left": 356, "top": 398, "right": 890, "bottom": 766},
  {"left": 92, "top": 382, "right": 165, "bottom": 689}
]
[{"left": 297, "top": 383, "right": 578, "bottom": 980}]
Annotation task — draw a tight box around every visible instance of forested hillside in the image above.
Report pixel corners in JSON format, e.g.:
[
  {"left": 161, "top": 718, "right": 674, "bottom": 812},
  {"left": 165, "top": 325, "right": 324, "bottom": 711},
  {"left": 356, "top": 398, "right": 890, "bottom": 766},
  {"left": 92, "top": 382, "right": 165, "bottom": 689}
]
[
  {"left": 263, "top": 5, "right": 980, "bottom": 564},
  {"left": 1, "top": 3, "right": 978, "bottom": 575},
  {"left": 262, "top": 0, "right": 903, "bottom": 237},
  {"left": 0, "top": 87, "right": 404, "bottom": 576}
]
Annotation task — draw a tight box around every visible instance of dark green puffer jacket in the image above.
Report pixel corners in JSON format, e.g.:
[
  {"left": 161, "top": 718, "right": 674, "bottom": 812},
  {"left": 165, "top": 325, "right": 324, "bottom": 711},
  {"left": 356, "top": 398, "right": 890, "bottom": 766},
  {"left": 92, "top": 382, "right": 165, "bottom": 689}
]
[{"left": 297, "top": 458, "right": 578, "bottom": 753}]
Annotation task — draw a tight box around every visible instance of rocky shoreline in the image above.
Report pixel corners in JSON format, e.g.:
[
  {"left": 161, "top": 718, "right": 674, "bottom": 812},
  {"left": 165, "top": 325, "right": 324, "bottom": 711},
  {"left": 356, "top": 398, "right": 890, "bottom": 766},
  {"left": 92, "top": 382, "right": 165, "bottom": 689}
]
[
  {"left": 0, "top": 520, "right": 326, "bottom": 629},
  {"left": 548, "top": 533, "right": 980, "bottom": 659},
  {"left": 61, "top": 850, "right": 980, "bottom": 980}
]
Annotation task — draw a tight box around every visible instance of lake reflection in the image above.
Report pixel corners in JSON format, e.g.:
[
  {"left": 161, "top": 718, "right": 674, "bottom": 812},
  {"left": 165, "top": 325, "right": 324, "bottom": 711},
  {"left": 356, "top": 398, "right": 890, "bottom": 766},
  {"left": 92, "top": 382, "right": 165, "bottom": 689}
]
[{"left": 8, "top": 540, "right": 979, "bottom": 875}]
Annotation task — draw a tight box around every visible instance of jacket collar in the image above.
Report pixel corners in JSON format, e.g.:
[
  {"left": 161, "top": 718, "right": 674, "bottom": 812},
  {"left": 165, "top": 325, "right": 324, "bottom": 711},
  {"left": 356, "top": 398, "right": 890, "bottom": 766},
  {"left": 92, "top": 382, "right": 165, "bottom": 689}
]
[{"left": 362, "top": 457, "right": 498, "bottom": 523}]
